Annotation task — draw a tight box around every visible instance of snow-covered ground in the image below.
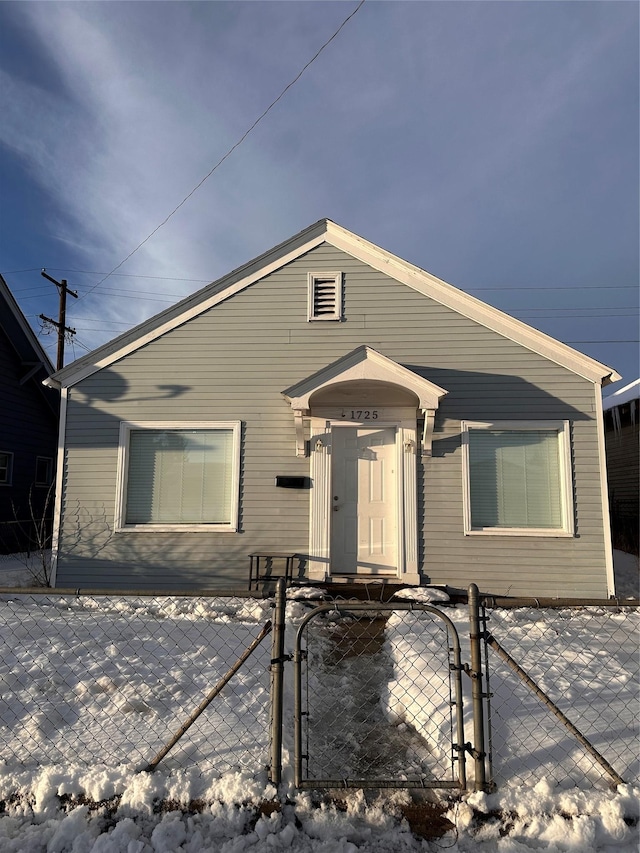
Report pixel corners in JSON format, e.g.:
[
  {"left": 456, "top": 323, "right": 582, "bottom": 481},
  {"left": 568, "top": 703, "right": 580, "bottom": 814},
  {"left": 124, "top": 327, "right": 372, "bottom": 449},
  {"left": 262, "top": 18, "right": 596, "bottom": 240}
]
[{"left": 0, "top": 558, "right": 638, "bottom": 851}]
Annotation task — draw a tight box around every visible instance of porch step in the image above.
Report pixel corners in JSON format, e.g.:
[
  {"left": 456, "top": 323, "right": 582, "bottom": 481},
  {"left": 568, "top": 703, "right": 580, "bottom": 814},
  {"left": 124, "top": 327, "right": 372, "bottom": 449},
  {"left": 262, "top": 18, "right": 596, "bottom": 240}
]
[{"left": 318, "top": 577, "right": 411, "bottom": 602}]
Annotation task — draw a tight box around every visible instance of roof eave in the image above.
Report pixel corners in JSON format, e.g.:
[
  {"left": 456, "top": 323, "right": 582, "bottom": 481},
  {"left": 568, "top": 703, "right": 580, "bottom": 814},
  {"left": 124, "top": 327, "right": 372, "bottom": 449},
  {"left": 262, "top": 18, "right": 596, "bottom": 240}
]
[{"left": 50, "top": 218, "right": 620, "bottom": 389}]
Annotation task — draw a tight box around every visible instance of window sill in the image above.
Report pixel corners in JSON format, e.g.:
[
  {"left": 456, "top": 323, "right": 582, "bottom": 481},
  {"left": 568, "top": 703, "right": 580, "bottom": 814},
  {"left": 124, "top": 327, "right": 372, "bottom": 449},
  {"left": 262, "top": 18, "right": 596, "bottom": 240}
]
[
  {"left": 116, "top": 524, "right": 237, "bottom": 533},
  {"left": 464, "top": 528, "right": 574, "bottom": 538}
]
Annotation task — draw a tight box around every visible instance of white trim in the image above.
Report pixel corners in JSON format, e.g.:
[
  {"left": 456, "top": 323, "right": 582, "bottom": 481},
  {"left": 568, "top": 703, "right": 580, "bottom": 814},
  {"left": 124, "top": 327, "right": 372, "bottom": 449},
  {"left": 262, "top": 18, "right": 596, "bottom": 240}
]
[
  {"left": 309, "top": 414, "right": 419, "bottom": 583},
  {"left": 48, "top": 220, "right": 619, "bottom": 389},
  {"left": 307, "top": 271, "right": 343, "bottom": 321},
  {"left": 421, "top": 409, "right": 436, "bottom": 457},
  {"left": 293, "top": 410, "right": 306, "bottom": 458},
  {"left": 283, "top": 346, "right": 448, "bottom": 412},
  {"left": 49, "top": 231, "right": 327, "bottom": 388},
  {"left": 308, "top": 423, "right": 331, "bottom": 581},
  {"left": 50, "top": 387, "right": 68, "bottom": 587},
  {"left": 115, "top": 421, "right": 241, "bottom": 532},
  {"left": 401, "top": 425, "right": 419, "bottom": 580},
  {"left": 461, "top": 420, "right": 575, "bottom": 537},
  {"left": 594, "top": 388, "right": 616, "bottom": 596},
  {"left": 324, "top": 223, "right": 620, "bottom": 385}
]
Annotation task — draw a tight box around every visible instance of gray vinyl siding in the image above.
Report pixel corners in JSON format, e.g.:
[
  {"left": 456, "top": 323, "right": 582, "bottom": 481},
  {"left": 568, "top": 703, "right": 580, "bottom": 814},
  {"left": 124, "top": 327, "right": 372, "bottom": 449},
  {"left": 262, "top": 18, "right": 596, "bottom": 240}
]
[{"left": 56, "top": 243, "right": 609, "bottom": 596}]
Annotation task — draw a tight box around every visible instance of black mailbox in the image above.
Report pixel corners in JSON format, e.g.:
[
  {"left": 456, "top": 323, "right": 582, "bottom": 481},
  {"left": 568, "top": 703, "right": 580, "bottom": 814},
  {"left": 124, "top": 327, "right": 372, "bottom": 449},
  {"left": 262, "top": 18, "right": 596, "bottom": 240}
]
[{"left": 275, "top": 476, "right": 308, "bottom": 489}]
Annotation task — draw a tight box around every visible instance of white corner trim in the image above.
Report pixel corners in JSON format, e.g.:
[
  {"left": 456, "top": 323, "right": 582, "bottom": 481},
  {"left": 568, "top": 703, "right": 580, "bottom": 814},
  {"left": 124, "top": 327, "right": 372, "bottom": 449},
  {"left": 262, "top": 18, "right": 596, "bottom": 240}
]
[
  {"left": 594, "top": 387, "right": 616, "bottom": 596},
  {"left": 115, "top": 420, "right": 241, "bottom": 532},
  {"left": 461, "top": 419, "right": 575, "bottom": 536},
  {"left": 49, "top": 387, "right": 68, "bottom": 588}
]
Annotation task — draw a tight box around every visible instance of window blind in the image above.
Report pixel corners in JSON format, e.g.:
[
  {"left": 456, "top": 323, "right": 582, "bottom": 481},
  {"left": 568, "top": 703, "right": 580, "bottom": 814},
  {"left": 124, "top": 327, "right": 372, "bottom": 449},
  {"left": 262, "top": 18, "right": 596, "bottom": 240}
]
[
  {"left": 126, "top": 429, "right": 234, "bottom": 524},
  {"left": 469, "top": 429, "right": 563, "bottom": 529}
]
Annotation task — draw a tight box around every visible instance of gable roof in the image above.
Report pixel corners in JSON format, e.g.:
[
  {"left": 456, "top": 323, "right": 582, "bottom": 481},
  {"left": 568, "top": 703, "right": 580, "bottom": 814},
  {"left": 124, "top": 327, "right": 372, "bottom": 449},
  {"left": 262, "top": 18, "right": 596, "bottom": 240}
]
[
  {"left": 45, "top": 219, "right": 621, "bottom": 389},
  {"left": 0, "top": 275, "right": 59, "bottom": 414},
  {"left": 0, "top": 275, "right": 55, "bottom": 374}
]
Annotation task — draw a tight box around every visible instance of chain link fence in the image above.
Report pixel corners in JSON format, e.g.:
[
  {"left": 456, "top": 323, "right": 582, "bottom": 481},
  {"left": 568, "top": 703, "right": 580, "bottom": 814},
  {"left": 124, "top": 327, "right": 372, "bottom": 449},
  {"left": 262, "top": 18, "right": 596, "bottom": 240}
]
[
  {"left": 481, "top": 601, "right": 640, "bottom": 790},
  {"left": 1, "top": 584, "right": 638, "bottom": 794},
  {"left": 0, "top": 590, "right": 273, "bottom": 777}
]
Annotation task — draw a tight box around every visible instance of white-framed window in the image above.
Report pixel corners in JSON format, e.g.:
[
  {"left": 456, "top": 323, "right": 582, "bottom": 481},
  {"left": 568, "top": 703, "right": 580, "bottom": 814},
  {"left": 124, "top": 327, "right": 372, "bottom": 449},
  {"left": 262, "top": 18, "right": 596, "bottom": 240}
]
[
  {"left": 0, "top": 451, "right": 13, "bottom": 485},
  {"left": 461, "top": 421, "right": 574, "bottom": 536},
  {"left": 308, "top": 272, "right": 343, "bottom": 321},
  {"left": 35, "top": 456, "right": 54, "bottom": 487},
  {"left": 115, "top": 422, "right": 241, "bottom": 532}
]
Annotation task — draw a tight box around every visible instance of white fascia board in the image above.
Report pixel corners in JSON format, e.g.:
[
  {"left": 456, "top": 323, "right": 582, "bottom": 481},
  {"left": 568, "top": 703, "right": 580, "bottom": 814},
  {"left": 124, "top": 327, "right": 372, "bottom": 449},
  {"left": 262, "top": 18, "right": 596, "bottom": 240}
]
[
  {"left": 49, "top": 218, "right": 620, "bottom": 389},
  {"left": 50, "top": 223, "right": 330, "bottom": 389},
  {"left": 324, "top": 222, "right": 621, "bottom": 386}
]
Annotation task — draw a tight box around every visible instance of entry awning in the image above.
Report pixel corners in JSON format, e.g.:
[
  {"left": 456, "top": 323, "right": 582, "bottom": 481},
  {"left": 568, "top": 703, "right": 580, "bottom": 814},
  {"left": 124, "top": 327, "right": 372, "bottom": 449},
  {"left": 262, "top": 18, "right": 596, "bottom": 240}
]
[{"left": 282, "top": 346, "right": 448, "bottom": 456}]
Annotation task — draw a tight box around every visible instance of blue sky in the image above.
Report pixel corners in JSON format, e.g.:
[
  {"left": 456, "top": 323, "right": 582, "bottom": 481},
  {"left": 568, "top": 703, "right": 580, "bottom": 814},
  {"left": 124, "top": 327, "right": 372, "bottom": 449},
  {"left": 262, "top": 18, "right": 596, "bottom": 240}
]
[{"left": 0, "top": 1, "right": 637, "bottom": 388}]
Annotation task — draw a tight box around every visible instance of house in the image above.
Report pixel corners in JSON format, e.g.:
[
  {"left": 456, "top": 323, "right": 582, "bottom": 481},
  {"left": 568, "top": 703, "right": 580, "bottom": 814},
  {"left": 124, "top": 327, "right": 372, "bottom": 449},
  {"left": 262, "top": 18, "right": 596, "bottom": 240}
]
[
  {"left": 0, "top": 275, "right": 59, "bottom": 553},
  {"left": 603, "top": 379, "right": 639, "bottom": 556},
  {"left": 45, "top": 220, "right": 621, "bottom": 597}
]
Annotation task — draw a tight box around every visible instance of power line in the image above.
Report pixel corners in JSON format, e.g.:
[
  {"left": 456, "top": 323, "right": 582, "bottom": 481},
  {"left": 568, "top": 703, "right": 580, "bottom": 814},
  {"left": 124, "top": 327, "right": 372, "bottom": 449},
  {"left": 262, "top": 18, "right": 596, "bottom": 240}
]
[
  {"left": 0, "top": 266, "right": 210, "bottom": 282},
  {"left": 79, "top": 0, "right": 366, "bottom": 302},
  {"left": 469, "top": 284, "right": 639, "bottom": 292},
  {"left": 72, "top": 337, "right": 94, "bottom": 354},
  {"left": 3, "top": 266, "right": 638, "bottom": 292}
]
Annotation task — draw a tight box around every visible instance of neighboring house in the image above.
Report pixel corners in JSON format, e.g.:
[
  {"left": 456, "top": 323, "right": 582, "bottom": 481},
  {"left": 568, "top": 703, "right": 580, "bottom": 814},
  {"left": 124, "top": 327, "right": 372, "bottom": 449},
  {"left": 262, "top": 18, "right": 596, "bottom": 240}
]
[
  {"left": 603, "top": 379, "right": 639, "bottom": 556},
  {"left": 0, "top": 275, "right": 59, "bottom": 553},
  {"left": 46, "top": 220, "right": 620, "bottom": 596}
]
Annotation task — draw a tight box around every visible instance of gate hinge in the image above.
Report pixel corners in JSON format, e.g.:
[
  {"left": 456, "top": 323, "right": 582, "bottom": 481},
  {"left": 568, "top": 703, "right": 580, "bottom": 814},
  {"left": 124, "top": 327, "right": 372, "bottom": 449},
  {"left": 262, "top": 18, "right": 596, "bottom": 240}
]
[{"left": 270, "top": 654, "right": 292, "bottom": 665}]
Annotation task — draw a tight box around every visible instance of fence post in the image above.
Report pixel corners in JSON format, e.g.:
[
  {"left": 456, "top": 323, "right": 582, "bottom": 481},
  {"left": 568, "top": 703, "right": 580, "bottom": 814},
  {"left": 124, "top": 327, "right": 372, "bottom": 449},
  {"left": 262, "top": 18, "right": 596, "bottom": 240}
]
[
  {"left": 269, "top": 578, "right": 287, "bottom": 785},
  {"left": 468, "top": 583, "right": 488, "bottom": 792}
]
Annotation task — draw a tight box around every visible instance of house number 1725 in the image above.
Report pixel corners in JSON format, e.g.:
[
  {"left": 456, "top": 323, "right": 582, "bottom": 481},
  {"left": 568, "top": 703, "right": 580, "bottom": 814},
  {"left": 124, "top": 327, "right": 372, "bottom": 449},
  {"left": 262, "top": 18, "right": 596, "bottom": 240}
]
[{"left": 341, "top": 409, "right": 379, "bottom": 420}]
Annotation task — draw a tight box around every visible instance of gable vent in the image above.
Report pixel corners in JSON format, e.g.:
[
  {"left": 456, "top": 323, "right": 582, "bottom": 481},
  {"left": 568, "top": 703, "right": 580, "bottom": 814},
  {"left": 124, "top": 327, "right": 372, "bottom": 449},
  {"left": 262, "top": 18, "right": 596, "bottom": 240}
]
[{"left": 308, "top": 272, "right": 343, "bottom": 321}]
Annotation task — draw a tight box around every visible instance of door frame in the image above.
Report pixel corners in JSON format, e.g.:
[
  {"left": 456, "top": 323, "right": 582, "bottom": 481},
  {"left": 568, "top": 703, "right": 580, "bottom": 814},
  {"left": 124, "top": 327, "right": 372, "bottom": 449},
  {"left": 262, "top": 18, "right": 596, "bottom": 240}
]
[{"left": 308, "top": 409, "right": 420, "bottom": 584}]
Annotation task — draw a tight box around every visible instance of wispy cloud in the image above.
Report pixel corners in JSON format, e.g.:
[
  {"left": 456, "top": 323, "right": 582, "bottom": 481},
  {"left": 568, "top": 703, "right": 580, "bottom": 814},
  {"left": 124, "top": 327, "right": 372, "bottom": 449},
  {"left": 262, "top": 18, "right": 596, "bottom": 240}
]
[{"left": 0, "top": 1, "right": 636, "bottom": 379}]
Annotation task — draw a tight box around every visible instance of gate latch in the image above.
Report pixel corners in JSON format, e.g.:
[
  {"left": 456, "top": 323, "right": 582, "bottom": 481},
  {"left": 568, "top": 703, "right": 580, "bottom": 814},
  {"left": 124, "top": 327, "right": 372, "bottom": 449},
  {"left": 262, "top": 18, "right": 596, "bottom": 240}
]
[{"left": 462, "top": 742, "right": 486, "bottom": 760}]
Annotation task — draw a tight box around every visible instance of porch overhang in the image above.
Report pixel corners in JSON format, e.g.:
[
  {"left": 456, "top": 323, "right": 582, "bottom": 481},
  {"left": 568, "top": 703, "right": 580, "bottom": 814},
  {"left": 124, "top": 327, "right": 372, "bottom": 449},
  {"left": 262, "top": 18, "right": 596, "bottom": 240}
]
[{"left": 282, "top": 346, "right": 448, "bottom": 456}]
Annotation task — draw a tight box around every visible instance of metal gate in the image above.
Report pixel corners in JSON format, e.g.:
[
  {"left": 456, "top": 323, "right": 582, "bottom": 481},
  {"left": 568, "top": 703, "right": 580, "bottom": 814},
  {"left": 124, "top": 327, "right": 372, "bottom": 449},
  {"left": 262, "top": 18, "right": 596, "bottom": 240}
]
[{"left": 292, "top": 601, "right": 467, "bottom": 790}]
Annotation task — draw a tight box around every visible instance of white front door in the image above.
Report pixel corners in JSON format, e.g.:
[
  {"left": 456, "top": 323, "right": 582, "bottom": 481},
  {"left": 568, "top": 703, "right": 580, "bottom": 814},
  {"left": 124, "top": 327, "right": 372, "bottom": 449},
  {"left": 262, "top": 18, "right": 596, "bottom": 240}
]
[{"left": 330, "top": 426, "right": 398, "bottom": 574}]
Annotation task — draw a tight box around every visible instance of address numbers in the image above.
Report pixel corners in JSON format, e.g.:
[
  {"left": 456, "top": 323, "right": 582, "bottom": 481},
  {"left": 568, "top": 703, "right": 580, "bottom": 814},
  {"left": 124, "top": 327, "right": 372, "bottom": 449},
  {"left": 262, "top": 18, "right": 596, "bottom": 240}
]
[{"left": 341, "top": 409, "right": 379, "bottom": 420}]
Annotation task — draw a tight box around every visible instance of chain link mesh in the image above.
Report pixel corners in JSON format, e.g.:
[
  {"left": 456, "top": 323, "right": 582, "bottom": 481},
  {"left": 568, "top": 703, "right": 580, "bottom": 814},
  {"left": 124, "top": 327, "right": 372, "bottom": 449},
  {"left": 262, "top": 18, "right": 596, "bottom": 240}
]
[
  {"left": 0, "top": 591, "right": 272, "bottom": 776},
  {"left": 482, "top": 603, "right": 640, "bottom": 789},
  {"left": 297, "top": 604, "right": 462, "bottom": 788}
]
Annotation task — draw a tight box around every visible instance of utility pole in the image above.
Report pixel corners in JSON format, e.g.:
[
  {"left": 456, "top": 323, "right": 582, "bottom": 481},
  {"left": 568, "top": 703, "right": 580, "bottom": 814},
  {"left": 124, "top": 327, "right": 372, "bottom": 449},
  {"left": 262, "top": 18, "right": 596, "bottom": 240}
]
[{"left": 39, "top": 270, "right": 78, "bottom": 371}]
